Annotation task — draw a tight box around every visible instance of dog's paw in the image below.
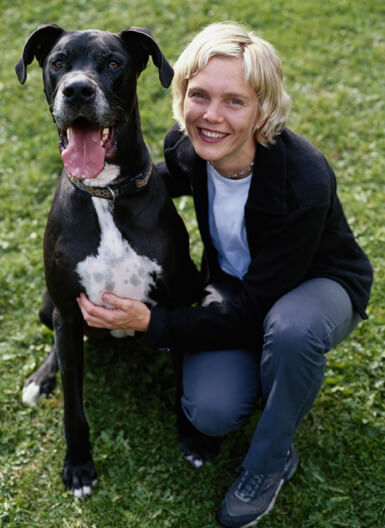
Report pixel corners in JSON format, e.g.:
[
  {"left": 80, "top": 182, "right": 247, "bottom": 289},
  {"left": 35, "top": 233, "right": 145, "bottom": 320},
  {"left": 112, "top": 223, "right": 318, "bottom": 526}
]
[
  {"left": 184, "top": 450, "right": 205, "bottom": 469},
  {"left": 180, "top": 433, "right": 220, "bottom": 470},
  {"left": 22, "top": 352, "right": 58, "bottom": 406},
  {"left": 62, "top": 459, "right": 98, "bottom": 498},
  {"left": 22, "top": 374, "right": 57, "bottom": 406},
  {"left": 176, "top": 412, "right": 220, "bottom": 469},
  {"left": 22, "top": 381, "right": 41, "bottom": 406}
]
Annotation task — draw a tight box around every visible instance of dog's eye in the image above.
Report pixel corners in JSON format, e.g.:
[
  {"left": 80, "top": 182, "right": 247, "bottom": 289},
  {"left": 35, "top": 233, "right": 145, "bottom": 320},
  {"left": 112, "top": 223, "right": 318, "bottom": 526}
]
[
  {"left": 108, "top": 60, "right": 120, "bottom": 70},
  {"left": 53, "top": 59, "right": 64, "bottom": 70}
]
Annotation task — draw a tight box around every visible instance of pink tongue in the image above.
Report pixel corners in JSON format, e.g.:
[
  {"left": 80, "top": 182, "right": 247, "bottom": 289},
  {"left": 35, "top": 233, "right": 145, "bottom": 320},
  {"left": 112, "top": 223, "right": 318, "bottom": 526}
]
[{"left": 61, "top": 126, "right": 105, "bottom": 179}]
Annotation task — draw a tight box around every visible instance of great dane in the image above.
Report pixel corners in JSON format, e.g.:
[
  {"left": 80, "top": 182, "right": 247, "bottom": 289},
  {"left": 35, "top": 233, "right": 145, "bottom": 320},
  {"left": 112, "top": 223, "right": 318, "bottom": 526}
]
[{"left": 16, "top": 24, "right": 210, "bottom": 498}]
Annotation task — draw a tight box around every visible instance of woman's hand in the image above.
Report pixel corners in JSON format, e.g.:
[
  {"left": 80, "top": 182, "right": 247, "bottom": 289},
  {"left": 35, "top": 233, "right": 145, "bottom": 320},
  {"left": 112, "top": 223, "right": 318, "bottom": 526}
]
[{"left": 76, "top": 292, "right": 151, "bottom": 333}]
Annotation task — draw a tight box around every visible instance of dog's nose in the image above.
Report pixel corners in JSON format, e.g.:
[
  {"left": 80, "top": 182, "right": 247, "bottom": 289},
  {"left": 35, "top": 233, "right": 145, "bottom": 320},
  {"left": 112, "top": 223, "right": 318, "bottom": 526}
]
[{"left": 63, "top": 80, "right": 96, "bottom": 105}]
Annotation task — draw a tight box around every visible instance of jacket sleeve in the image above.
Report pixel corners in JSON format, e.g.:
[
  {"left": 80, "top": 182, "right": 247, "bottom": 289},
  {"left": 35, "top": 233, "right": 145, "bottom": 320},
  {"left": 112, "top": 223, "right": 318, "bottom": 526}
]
[{"left": 141, "top": 201, "right": 331, "bottom": 352}]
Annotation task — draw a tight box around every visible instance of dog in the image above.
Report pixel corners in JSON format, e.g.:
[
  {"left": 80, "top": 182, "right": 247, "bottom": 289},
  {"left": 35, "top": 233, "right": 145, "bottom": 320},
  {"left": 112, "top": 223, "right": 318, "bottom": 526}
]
[{"left": 15, "top": 24, "right": 210, "bottom": 498}]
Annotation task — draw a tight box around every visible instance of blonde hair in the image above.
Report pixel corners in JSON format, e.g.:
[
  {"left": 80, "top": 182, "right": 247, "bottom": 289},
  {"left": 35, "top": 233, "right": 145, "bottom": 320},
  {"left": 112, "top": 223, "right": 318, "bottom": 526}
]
[{"left": 172, "top": 22, "right": 291, "bottom": 145}]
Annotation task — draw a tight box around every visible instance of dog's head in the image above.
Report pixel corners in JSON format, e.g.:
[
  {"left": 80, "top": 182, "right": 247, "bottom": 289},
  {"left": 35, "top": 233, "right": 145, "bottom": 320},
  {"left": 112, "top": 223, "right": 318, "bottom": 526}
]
[{"left": 15, "top": 25, "right": 173, "bottom": 180}]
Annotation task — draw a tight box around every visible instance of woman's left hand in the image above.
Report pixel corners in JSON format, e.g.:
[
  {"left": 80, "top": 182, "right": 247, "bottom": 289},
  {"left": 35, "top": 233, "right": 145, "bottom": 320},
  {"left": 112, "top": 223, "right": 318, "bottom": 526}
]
[{"left": 77, "top": 292, "right": 151, "bottom": 332}]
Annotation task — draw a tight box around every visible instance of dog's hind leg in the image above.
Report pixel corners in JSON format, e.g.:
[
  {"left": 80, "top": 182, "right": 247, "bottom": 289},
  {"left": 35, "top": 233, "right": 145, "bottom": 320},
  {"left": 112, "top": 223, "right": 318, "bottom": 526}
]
[
  {"left": 172, "top": 350, "right": 220, "bottom": 469},
  {"left": 39, "top": 289, "right": 55, "bottom": 330},
  {"left": 22, "top": 344, "right": 58, "bottom": 405},
  {"left": 22, "top": 291, "right": 58, "bottom": 405},
  {"left": 22, "top": 290, "right": 57, "bottom": 405}
]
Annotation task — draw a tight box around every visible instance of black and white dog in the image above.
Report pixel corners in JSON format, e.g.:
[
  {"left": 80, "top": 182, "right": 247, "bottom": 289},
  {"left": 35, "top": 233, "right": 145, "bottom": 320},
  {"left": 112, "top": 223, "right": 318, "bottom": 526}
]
[{"left": 16, "top": 24, "right": 207, "bottom": 498}]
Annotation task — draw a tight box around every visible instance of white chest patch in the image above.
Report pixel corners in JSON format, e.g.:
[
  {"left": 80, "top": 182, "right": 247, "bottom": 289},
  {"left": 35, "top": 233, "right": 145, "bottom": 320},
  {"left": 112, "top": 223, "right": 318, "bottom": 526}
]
[{"left": 76, "top": 197, "right": 162, "bottom": 337}]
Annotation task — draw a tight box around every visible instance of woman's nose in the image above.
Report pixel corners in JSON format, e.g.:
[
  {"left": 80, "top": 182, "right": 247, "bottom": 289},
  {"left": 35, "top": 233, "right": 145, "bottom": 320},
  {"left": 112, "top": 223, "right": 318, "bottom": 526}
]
[{"left": 203, "top": 101, "right": 223, "bottom": 123}]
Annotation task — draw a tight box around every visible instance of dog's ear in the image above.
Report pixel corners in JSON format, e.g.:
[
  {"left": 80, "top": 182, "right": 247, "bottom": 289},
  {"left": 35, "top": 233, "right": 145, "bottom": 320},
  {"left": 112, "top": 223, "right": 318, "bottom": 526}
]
[
  {"left": 119, "top": 27, "right": 174, "bottom": 88},
  {"left": 15, "top": 24, "right": 65, "bottom": 84}
]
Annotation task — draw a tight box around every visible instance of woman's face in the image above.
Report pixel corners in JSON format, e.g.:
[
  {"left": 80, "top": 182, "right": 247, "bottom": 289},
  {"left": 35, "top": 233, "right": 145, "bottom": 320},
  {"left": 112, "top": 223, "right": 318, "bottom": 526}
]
[{"left": 183, "top": 56, "right": 260, "bottom": 176}]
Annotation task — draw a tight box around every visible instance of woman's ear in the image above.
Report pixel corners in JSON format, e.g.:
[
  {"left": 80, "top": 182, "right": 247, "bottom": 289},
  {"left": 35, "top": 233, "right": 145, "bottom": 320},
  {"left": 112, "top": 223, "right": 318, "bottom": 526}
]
[{"left": 254, "top": 117, "right": 268, "bottom": 132}]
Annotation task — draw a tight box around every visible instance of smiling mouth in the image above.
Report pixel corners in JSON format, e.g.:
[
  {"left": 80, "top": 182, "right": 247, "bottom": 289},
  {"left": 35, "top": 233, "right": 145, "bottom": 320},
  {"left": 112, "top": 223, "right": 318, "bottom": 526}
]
[
  {"left": 199, "top": 128, "right": 228, "bottom": 140},
  {"left": 59, "top": 118, "right": 118, "bottom": 179}
]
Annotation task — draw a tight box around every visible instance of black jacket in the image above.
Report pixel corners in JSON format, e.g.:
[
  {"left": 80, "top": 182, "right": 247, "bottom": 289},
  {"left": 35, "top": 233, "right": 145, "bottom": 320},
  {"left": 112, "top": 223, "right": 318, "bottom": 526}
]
[{"left": 142, "top": 124, "right": 373, "bottom": 351}]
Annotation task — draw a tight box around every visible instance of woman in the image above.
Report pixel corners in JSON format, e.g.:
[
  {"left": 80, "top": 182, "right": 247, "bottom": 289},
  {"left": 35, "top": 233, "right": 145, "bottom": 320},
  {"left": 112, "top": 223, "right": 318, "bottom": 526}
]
[{"left": 77, "top": 22, "right": 373, "bottom": 528}]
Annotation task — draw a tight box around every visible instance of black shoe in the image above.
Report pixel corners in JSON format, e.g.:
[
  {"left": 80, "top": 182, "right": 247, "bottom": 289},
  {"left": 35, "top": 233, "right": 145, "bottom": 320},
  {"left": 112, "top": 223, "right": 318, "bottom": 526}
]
[{"left": 217, "top": 446, "right": 299, "bottom": 528}]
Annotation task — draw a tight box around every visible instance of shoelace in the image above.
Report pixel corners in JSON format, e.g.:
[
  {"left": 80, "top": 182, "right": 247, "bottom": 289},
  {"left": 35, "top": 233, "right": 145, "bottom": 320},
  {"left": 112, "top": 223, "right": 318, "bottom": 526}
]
[
  {"left": 237, "top": 471, "right": 264, "bottom": 499},
  {"left": 236, "top": 448, "right": 293, "bottom": 500}
]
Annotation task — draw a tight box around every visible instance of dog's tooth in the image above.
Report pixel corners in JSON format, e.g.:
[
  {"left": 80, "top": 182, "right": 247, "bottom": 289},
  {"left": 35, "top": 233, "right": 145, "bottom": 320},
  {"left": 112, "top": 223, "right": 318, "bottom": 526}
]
[{"left": 101, "top": 127, "right": 109, "bottom": 145}]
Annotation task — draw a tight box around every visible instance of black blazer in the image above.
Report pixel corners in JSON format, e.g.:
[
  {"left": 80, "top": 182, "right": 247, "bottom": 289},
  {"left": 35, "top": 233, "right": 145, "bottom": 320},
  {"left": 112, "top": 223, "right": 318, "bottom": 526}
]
[{"left": 142, "top": 124, "right": 373, "bottom": 351}]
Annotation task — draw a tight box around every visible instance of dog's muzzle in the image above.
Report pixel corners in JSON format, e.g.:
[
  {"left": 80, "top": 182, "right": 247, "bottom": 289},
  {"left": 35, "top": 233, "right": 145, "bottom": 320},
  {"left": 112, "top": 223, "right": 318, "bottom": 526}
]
[{"left": 52, "top": 73, "right": 118, "bottom": 179}]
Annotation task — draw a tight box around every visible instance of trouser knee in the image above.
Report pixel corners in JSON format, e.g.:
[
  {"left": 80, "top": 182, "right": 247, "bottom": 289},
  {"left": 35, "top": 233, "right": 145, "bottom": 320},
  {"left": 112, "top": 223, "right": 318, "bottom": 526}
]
[
  {"left": 181, "top": 395, "right": 249, "bottom": 437},
  {"left": 181, "top": 347, "right": 259, "bottom": 437},
  {"left": 263, "top": 305, "right": 329, "bottom": 366}
]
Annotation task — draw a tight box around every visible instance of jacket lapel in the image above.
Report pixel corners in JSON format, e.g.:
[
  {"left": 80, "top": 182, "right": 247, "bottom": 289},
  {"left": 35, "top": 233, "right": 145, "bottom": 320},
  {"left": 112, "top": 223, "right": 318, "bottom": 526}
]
[
  {"left": 247, "top": 132, "right": 288, "bottom": 215},
  {"left": 191, "top": 156, "right": 214, "bottom": 252}
]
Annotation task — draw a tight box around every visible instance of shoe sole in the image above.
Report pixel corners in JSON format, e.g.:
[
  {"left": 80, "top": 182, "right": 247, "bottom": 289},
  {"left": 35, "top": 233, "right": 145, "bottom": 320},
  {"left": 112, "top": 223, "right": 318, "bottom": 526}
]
[{"left": 234, "top": 450, "right": 299, "bottom": 528}]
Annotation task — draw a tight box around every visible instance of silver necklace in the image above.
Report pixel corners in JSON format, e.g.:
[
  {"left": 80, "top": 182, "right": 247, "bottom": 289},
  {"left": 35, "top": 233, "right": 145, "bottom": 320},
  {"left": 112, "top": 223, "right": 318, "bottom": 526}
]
[
  {"left": 211, "top": 160, "right": 255, "bottom": 180},
  {"left": 228, "top": 161, "right": 255, "bottom": 179}
]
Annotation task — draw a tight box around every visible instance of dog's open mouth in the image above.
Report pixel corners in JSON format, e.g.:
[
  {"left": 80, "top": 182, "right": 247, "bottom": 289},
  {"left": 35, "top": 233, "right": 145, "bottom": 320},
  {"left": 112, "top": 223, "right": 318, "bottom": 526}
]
[{"left": 60, "top": 118, "right": 118, "bottom": 179}]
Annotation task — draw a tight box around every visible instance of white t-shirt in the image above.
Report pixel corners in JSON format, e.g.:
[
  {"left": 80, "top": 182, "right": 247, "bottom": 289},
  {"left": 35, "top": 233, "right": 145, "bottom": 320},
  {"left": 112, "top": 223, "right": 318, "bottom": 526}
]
[{"left": 207, "top": 162, "right": 252, "bottom": 279}]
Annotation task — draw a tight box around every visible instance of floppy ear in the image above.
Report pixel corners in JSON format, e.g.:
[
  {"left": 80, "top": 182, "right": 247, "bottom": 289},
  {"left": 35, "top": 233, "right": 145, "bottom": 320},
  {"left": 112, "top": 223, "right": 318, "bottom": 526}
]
[
  {"left": 119, "top": 27, "right": 174, "bottom": 88},
  {"left": 15, "top": 24, "right": 65, "bottom": 84}
]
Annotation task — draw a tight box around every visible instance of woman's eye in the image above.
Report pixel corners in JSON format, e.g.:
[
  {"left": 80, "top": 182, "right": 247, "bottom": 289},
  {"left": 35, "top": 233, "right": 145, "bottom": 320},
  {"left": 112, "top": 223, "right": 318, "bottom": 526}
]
[
  {"left": 52, "top": 59, "right": 64, "bottom": 70},
  {"left": 193, "top": 93, "right": 207, "bottom": 101},
  {"left": 229, "top": 98, "right": 242, "bottom": 105},
  {"left": 189, "top": 91, "right": 205, "bottom": 99}
]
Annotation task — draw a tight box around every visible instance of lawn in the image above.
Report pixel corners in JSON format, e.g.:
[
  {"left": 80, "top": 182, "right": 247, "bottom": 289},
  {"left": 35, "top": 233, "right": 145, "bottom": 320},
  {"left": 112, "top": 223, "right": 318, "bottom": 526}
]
[{"left": 0, "top": 0, "right": 384, "bottom": 527}]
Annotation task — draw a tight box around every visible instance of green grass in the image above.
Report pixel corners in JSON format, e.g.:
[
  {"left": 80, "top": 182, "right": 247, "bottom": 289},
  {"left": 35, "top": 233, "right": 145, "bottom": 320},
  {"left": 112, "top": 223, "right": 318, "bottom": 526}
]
[{"left": 1, "top": 0, "right": 385, "bottom": 526}]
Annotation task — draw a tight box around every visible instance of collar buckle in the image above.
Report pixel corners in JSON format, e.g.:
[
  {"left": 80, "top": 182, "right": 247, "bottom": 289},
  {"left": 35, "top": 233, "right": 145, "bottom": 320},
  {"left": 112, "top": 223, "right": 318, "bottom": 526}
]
[
  {"left": 107, "top": 186, "right": 119, "bottom": 213},
  {"left": 67, "top": 153, "right": 152, "bottom": 209}
]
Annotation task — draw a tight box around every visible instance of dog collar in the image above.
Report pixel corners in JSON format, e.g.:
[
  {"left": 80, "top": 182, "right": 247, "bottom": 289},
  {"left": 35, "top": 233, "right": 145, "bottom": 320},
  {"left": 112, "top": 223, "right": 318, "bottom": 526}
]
[{"left": 67, "top": 160, "right": 153, "bottom": 212}]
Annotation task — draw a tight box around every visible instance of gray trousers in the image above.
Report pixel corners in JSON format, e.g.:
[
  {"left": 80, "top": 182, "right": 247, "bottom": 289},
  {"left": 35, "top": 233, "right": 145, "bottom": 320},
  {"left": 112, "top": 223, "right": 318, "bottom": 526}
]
[{"left": 181, "top": 278, "right": 361, "bottom": 473}]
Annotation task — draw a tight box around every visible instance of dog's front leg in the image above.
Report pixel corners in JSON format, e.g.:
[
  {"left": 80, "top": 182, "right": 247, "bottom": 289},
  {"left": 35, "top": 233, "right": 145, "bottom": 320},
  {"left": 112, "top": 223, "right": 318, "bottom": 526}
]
[{"left": 53, "top": 308, "right": 97, "bottom": 498}]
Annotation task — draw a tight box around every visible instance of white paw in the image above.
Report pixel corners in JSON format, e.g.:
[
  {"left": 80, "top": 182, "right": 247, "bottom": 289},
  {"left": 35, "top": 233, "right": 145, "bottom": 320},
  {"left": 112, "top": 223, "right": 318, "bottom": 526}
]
[
  {"left": 73, "top": 480, "right": 97, "bottom": 499},
  {"left": 22, "top": 382, "right": 40, "bottom": 406},
  {"left": 185, "top": 454, "right": 204, "bottom": 469},
  {"left": 74, "top": 488, "right": 82, "bottom": 499},
  {"left": 73, "top": 485, "right": 92, "bottom": 499}
]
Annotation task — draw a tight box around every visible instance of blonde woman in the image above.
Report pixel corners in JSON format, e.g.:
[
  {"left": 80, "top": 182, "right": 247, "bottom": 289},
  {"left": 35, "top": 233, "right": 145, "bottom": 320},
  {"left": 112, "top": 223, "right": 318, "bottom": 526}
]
[{"left": 78, "top": 22, "right": 372, "bottom": 527}]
